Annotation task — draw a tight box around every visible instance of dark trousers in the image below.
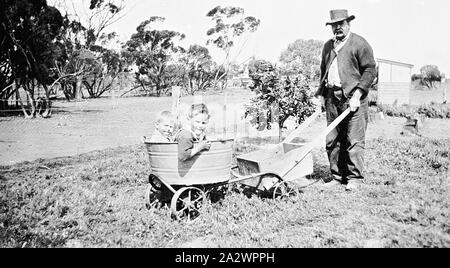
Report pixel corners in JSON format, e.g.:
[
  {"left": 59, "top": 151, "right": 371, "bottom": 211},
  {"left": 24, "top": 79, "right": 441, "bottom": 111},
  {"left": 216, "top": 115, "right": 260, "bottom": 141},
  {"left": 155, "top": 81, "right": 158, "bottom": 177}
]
[{"left": 325, "top": 95, "right": 369, "bottom": 182}]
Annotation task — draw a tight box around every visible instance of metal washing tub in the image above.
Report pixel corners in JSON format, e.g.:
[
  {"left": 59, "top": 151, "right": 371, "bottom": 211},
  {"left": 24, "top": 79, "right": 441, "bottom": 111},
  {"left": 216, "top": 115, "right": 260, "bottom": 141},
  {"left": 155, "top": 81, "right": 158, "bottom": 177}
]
[{"left": 146, "top": 139, "right": 234, "bottom": 186}]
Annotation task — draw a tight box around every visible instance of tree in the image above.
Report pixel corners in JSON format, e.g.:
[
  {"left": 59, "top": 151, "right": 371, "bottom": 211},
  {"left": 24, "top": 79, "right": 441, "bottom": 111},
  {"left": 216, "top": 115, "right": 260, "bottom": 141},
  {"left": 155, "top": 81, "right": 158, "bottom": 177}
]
[
  {"left": 244, "top": 60, "right": 317, "bottom": 142},
  {"left": 163, "top": 63, "right": 187, "bottom": 91},
  {"left": 54, "top": 48, "right": 98, "bottom": 100},
  {"left": 279, "top": 39, "right": 323, "bottom": 85},
  {"left": 51, "top": 0, "right": 126, "bottom": 49},
  {"left": 124, "top": 17, "right": 185, "bottom": 96},
  {"left": 206, "top": 6, "right": 260, "bottom": 90},
  {"left": 0, "top": 43, "right": 14, "bottom": 112},
  {"left": 51, "top": 0, "right": 127, "bottom": 99},
  {"left": 1, "top": 0, "right": 65, "bottom": 118},
  {"left": 417, "top": 65, "right": 444, "bottom": 89},
  {"left": 179, "top": 44, "right": 216, "bottom": 95},
  {"left": 82, "top": 35, "right": 127, "bottom": 98},
  {"left": 81, "top": 50, "right": 116, "bottom": 98}
]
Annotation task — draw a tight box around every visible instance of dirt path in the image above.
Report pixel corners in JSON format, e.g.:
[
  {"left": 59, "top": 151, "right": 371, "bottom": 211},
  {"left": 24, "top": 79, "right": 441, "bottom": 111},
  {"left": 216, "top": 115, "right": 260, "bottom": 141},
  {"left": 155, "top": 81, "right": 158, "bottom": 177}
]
[{"left": 1, "top": 89, "right": 449, "bottom": 166}]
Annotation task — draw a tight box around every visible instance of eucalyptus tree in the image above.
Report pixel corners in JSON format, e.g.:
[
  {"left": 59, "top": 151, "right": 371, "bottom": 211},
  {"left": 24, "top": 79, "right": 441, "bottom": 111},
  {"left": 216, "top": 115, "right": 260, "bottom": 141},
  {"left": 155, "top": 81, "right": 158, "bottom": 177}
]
[
  {"left": 51, "top": 0, "right": 127, "bottom": 99},
  {"left": 179, "top": 44, "right": 216, "bottom": 95},
  {"left": 124, "top": 17, "right": 185, "bottom": 96},
  {"left": 419, "top": 65, "right": 444, "bottom": 89},
  {"left": 206, "top": 6, "right": 260, "bottom": 90},
  {"left": 279, "top": 39, "right": 323, "bottom": 85},
  {"left": 1, "top": 0, "right": 65, "bottom": 118}
]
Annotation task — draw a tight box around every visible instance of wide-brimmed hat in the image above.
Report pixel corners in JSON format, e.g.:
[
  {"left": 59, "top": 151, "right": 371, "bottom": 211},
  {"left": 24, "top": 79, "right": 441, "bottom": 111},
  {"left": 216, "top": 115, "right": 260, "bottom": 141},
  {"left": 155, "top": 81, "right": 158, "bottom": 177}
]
[{"left": 326, "top": 9, "right": 355, "bottom": 26}]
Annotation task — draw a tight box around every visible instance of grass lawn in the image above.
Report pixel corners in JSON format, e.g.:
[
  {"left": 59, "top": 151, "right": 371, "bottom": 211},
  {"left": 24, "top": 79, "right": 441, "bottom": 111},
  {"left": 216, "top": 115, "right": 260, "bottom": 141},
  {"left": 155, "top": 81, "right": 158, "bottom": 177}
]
[{"left": 1, "top": 135, "right": 449, "bottom": 248}]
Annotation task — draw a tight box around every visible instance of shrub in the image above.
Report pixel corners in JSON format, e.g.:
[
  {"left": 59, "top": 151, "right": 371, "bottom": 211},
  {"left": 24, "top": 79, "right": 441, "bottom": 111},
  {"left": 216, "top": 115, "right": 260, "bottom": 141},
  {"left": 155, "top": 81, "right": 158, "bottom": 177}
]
[
  {"left": 378, "top": 103, "right": 450, "bottom": 119},
  {"left": 244, "top": 60, "right": 316, "bottom": 142},
  {"left": 417, "top": 104, "right": 450, "bottom": 119}
]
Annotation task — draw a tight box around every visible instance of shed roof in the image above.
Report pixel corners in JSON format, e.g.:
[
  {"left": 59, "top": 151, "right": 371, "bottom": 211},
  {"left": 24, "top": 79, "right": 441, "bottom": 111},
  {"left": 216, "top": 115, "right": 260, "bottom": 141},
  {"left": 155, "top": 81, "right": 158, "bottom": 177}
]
[{"left": 376, "top": 58, "right": 414, "bottom": 68}]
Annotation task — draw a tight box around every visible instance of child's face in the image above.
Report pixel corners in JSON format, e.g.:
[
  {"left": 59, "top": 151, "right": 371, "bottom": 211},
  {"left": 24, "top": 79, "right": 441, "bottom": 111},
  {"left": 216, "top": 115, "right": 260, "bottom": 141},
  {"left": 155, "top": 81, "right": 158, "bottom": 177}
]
[
  {"left": 190, "top": 113, "right": 209, "bottom": 136},
  {"left": 156, "top": 118, "right": 175, "bottom": 137}
]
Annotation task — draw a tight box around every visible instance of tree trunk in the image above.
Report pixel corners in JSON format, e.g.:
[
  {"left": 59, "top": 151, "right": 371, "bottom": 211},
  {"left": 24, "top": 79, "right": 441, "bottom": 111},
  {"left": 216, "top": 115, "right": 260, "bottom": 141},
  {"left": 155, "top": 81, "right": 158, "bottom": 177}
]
[
  {"left": 75, "top": 75, "right": 83, "bottom": 100},
  {"left": 189, "top": 79, "right": 194, "bottom": 95},
  {"left": 21, "top": 85, "right": 36, "bottom": 119},
  {"left": 444, "top": 85, "right": 448, "bottom": 104},
  {"left": 156, "top": 83, "right": 161, "bottom": 97},
  {"left": 212, "top": 68, "right": 221, "bottom": 91},
  {"left": 15, "top": 86, "right": 19, "bottom": 108},
  {"left": 40, "top": 84, "right": 52, "bottom": 118},
  {"left": 0, "top": 99, "right": 7, "bottom": 111},
  {"left": 278, "top": 118, "right": 287, "bottom": 143},
  {"left": 278, "top": 122, "right": 283, "bottom": 143}
]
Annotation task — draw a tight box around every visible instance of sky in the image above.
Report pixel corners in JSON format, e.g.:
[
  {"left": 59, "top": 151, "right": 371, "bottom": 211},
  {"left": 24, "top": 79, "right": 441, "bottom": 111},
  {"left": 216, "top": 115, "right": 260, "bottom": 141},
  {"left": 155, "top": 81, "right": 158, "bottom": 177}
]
[{"left": 82, "top": 0, "right": 450, "bottom": 75}]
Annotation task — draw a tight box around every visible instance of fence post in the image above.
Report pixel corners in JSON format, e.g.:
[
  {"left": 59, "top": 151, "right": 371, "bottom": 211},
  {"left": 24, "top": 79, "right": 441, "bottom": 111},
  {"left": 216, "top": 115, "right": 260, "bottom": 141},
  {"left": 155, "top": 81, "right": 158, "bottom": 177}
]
[
  {"left": 233, "top": 108, "right": 237, "bottom": 139},
  {"left": 171, "top": 86, "right": 181, "bottom": 115},
  {"left": 223, "top": 92, "right": 227, "bottom": 139}
]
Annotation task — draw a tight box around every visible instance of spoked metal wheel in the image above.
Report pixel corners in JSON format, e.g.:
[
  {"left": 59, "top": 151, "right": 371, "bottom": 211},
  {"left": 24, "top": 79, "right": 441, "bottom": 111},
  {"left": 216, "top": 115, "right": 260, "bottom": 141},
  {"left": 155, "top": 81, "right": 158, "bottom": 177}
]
[
  {"left": 145, "top": 184, "right": 161, "bottom": 209},
  {"left": 149, "top": 174, "right": 162, "bottom": 191},
  {"left": 272, "top": 180, "right": 300, "bottom": 201},
  {"left": 170, "top": 187, "right": 206, "bottom": 221}
]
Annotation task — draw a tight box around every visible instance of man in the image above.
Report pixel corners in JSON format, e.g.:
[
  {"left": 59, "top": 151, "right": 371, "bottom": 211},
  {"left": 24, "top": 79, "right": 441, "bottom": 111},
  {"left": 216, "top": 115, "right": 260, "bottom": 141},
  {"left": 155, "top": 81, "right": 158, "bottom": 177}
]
[{"left": 315, "top": 9, "right": 377, "bottom": 191}]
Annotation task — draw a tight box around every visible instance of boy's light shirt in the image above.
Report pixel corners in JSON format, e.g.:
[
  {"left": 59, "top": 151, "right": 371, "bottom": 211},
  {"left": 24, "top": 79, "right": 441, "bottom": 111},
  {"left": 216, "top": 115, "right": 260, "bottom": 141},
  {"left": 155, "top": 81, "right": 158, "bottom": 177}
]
[{"left": 149, "top": 129, "right": 173, "bottom": 142}]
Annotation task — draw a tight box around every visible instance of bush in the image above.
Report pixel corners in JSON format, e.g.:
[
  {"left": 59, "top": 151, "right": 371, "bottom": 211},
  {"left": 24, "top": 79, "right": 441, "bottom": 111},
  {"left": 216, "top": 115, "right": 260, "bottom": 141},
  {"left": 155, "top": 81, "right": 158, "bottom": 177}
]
[
  {"left": 417, "top": 103, "right": 450, "bottom": 118},
  {"left": 244, "top": 60, "right": 316, "bottom": 141},
  {"left": 378, "top": 103, "right": 450, "bottom": 119}
]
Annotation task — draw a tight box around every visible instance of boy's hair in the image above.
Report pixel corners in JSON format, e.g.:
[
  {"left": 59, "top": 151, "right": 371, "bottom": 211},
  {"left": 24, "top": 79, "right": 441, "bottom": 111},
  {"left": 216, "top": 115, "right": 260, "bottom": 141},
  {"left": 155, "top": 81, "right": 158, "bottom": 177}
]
[
  {"left": 187, "top": 103, "right": 210, "bottom": 119},
  {"left": 155, "top": 110, "right": 175, "bottom": 124}
]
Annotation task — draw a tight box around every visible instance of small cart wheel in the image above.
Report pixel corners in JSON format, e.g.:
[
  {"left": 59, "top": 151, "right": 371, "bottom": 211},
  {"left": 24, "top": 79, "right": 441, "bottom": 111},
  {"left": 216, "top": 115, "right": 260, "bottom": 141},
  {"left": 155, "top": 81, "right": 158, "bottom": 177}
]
[
  {"left": 145, "top": 184, "right": 160, "bottom": 209},
  {"left": 170, "top": 187, "right": 206, "bottom": 221},
  {"left": 149, "top": 174, "right": 162, "bottom": 191},
  {"left": 272, "top": 181, "right": 300, "bottom": 201}
]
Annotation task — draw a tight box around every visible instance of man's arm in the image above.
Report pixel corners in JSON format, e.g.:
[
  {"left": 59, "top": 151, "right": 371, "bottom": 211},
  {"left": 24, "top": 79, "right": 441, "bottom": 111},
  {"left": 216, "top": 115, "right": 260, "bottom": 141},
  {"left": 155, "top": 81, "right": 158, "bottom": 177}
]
[
  {"left": 349, "top": 39, "right": 376, "bottom": 112},
  {"left": 354, "top": 39, "right": 377, "bottom": 99}
]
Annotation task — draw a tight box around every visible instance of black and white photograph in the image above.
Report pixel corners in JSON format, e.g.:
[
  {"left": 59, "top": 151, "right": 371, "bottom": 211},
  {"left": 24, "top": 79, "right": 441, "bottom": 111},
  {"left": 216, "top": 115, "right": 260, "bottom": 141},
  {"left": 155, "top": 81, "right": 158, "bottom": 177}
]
[{"left": 1, "top": 0, "right": 449, "bottom": 251}]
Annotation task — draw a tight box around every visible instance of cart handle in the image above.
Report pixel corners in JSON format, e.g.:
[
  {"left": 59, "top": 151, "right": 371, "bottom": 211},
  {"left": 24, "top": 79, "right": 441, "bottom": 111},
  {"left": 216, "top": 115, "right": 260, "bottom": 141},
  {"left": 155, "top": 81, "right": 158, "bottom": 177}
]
[
  {"left": 281, "top": 108, "right": 351, "bottom": 179},
  {"left": 282, "top": 108, "right": 322, "bottom": 144},
  {"left": 229, "top": 170, "right": 269, "bottom": 184}
]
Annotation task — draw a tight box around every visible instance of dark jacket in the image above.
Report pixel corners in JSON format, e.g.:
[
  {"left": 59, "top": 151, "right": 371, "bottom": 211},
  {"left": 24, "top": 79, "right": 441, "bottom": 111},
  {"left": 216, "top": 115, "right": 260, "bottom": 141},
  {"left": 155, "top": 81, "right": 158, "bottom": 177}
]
[{"left": 315, "top": 33, "right": 377, "bottom": 100}]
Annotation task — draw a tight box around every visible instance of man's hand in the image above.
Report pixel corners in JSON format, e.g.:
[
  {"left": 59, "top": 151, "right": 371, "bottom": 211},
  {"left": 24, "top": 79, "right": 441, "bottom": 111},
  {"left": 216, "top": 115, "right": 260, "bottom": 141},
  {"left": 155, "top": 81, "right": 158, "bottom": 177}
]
[{"left": 349, "top": 89, "right": 363, "bottom": 112}]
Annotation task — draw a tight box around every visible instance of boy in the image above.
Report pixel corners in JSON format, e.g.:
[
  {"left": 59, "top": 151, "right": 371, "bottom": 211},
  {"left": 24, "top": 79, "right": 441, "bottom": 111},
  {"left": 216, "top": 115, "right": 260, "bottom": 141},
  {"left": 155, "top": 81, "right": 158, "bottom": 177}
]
[
  {"left": 142, "top": 110, "right": 176, "bottom": 143},
  {"left": 175, "top": 103, "right": 211, "bottom": 161}
]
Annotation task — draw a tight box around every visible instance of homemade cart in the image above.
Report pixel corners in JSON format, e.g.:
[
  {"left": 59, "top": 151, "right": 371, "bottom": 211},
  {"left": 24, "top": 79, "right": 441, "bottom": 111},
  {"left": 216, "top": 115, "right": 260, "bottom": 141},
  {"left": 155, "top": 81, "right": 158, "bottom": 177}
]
[{"left": 144, "top": 108, "right": 351, "bottom": 220}]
